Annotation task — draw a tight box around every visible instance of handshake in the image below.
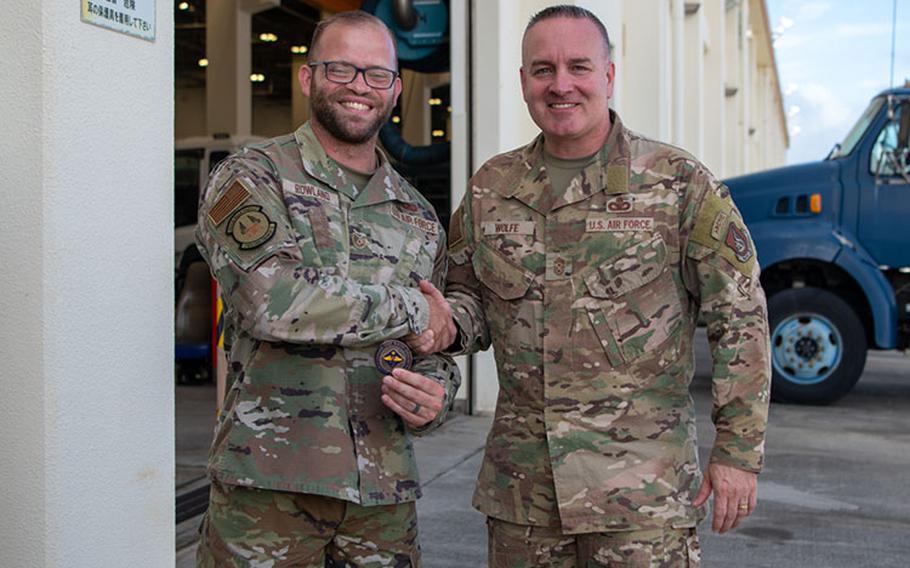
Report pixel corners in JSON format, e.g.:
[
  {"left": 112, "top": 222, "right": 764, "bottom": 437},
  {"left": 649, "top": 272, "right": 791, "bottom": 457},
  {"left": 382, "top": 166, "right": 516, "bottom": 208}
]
[{"left": 406, "top": 280, "right": 457, "bottom": 356}]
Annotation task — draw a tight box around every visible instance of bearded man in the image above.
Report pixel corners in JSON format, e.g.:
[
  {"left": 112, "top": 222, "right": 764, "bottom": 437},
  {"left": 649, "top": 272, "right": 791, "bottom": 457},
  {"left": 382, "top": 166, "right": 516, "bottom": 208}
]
[{"left": 194, "top": 10, "right": 459, "bottom": 568}]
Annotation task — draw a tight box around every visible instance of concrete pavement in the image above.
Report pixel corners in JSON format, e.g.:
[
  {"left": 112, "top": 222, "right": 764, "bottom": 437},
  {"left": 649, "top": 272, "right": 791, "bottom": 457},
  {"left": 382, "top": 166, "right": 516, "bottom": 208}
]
[{"left": 176, "top": 332, "right": 910, "bottom": 567}]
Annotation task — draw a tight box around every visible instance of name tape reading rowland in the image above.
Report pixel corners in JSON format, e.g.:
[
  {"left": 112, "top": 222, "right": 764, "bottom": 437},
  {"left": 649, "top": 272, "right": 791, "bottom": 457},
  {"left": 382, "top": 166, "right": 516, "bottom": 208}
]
[{"left": 81, "top": 0, "right": 155, "bottom": 42}]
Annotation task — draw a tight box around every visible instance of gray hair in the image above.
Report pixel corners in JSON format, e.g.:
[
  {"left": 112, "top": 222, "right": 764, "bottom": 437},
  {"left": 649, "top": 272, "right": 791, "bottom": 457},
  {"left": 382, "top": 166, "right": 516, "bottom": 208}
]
[{"left": 525, "top": 5, "right": 612, "bottom": 60}]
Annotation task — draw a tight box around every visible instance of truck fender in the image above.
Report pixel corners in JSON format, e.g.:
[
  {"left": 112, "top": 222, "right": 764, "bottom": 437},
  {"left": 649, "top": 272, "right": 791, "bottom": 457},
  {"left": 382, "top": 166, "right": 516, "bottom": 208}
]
[
  {"left": 751, "top": 221, "right": 897, "bottom": 349},
  {"left": 832, "top": 236, "right": 898, "bottom": 349}
]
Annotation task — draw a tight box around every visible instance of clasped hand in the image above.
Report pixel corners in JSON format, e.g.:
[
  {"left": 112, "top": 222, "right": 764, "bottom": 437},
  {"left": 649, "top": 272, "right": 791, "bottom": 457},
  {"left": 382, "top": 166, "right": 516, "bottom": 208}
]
[{"left": 406, "top": 280, "right": 456, "bottom": 355}]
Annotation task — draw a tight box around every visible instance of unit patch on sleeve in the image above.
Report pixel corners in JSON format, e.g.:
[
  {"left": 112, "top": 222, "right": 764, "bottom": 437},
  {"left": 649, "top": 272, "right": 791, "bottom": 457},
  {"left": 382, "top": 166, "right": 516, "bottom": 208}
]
[
  {"left": 724, "top": 221, "right": 753, "bottom": 263},
  {"left": 208, "top": 180, "right": 252, "bottom": 226},
  {"left": 226, "top": 205, "right": 277, "bottom": 250}
]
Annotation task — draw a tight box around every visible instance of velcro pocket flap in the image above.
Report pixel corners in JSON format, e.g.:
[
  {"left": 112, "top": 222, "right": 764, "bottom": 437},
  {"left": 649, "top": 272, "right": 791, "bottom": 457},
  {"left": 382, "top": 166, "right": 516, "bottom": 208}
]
[
  {"left": 584, "top": 234, "right": 668, "bottom": 298},
  {"left": 472, "top": 241, "right": 534, "bottom": 300}
]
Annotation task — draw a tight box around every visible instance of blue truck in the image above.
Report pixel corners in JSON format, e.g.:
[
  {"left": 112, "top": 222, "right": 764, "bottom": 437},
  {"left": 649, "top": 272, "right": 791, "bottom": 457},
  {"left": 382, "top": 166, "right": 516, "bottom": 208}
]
[{"left": 725, "top": 87, "right": 910, "bottom": 404}]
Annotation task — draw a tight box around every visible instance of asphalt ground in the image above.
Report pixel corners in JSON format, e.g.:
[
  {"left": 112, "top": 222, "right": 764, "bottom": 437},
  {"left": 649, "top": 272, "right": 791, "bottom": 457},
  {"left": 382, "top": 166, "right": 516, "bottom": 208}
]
[{"left": 176, "top": 331, "right": 910, "bottom": 567}]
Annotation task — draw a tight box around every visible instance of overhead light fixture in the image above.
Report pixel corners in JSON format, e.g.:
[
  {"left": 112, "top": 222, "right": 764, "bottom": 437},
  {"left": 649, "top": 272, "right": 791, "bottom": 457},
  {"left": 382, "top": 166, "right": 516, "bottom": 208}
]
[
  {"left": 391, "top": 116, "right": 401, "bottom": 124},
  {"left": 259, "top": 33, "right": 278, "bottom": 43},
  {"left": 178, "top": 2, "right": 190, "bottom": 11},
  {"left": 198, "top": 58, "right": 209, "bottom": 67},
  {"left": 250, "top": 73, "right": 265, "bottom": 82},
  {"left": 290, "top": 45, "right": 308, "bottom": 54},
  {"left": 432, "top": 129, "right": 445, "bottom": 138},
  {"left": 428, "top": 98, "right": 442, "bottom": 106}
]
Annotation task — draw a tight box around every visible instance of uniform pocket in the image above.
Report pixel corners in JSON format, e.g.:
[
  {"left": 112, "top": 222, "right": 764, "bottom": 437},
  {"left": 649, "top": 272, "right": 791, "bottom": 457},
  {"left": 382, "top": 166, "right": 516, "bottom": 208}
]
[
  {"left": 473, "top": 241, "right": 534, "bottom": 300},
  {"left": 584, "top": 234, "right": 683, "bottom": 367}
]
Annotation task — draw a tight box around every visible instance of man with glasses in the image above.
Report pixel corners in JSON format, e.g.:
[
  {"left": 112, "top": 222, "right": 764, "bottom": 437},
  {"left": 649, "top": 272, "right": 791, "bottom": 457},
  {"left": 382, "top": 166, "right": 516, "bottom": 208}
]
[{"left": 194, "top": 10, "right": 459, "bottom": 568}]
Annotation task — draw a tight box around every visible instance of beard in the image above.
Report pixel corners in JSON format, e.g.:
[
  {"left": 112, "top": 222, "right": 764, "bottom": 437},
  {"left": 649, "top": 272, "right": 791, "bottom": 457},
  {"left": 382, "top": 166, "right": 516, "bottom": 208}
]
[{"left": 310, "top": 85, "right": 394, "bottom": 144}]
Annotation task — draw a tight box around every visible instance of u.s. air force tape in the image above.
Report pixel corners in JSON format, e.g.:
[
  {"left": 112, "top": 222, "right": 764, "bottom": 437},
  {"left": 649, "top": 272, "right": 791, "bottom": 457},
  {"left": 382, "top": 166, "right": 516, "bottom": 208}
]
[{"left": 374, "top": 340, "right": 413, "bottom": 374}]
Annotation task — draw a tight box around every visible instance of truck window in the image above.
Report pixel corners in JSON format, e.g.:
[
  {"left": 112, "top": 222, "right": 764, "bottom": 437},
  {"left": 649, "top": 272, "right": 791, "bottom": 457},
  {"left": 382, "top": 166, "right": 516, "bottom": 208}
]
[
  {"left": 870, "top": 103, "right": 909, "bottom": 177},
  {"left": 830, "top": 97, "right": 885, "bottom": 159},
  {"left": 175, "top": 149, "right": 204, "bottom": 228}
]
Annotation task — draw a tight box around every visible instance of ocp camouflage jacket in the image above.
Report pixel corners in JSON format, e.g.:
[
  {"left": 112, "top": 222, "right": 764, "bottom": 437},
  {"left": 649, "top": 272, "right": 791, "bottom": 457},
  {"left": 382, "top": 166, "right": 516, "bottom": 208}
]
[
  {"left": 447, "top": 111, "right": 770, "bottom": 533},
  {"left": 195, "top": 122, "right": 460, "bottom": 505}
]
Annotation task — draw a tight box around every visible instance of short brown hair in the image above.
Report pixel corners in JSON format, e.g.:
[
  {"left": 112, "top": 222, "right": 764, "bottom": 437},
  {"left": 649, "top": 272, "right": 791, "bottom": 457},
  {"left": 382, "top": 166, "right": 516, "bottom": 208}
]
[{"left": 309, "top": 11, "right": 399, "bottom": 66}]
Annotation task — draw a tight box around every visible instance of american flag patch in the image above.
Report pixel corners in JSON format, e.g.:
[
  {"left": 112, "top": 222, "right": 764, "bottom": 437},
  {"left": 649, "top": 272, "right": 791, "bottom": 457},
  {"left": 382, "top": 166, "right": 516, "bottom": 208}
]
[{"left": 208, "top": 181, "right": 251, "bottom": 226}]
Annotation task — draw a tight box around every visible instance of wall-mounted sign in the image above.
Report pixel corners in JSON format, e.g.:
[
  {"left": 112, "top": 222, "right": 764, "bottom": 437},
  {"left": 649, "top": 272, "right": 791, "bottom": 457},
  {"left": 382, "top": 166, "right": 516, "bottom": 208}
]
[{"left": 81, "top": 0, "right": 156, "bottom": 42}]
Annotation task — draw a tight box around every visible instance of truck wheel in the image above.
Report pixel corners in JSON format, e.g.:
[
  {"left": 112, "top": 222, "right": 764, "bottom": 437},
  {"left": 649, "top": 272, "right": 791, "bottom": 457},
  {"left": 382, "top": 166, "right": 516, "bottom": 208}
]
[{"left": 768, "top": 287, "right": 867, "bottom": 405}]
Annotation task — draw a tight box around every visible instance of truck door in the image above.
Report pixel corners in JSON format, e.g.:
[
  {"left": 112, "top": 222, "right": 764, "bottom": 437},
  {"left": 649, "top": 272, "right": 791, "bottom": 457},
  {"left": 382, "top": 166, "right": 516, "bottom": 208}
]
[{"left": 858, "top": 99, "right": 910, "bottom": 267}]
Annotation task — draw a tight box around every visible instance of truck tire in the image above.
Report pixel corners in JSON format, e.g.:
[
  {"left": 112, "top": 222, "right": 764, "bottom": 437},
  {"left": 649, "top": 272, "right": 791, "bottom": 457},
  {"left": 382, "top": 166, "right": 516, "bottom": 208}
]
[{"left": 768, "top": 287, "right": 867, "bottom": 405}]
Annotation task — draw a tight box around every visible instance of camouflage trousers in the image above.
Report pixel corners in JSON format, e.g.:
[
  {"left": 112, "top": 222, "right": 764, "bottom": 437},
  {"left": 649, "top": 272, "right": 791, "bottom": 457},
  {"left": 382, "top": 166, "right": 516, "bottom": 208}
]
[
  {"left": 197, "top": 480, "right": 421, "bottom": 568},
  {"left": 487, "top": 517, "right": 701, "bottom": 568}
]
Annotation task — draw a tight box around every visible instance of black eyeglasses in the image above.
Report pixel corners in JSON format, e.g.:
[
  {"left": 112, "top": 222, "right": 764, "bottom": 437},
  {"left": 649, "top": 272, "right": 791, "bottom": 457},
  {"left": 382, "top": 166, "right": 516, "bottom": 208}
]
[{"left": 308, "top": 60, "right": 398, "bottom": 90}]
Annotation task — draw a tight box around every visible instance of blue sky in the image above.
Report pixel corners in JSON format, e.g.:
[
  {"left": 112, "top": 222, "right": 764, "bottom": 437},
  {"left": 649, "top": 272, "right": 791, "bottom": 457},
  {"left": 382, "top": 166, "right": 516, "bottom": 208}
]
[{"left": 766, "top": 0, "right": 910, "bottom": 164}]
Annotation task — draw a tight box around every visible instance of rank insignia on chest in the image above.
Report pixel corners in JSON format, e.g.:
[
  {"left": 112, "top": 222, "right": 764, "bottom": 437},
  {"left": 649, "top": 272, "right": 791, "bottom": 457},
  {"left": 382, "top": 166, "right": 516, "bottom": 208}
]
[
  {"left": 351, "top": 230, "right": 368, "bottom": 249},
  {"left": 374, "top": 340, "right": 413, "bottom": 374},
  {"left": 226, "top": 205, "right": 277, "bottom": 250},
  {"left": 724, "top": 222, "right": 753, "bottom": 262}
]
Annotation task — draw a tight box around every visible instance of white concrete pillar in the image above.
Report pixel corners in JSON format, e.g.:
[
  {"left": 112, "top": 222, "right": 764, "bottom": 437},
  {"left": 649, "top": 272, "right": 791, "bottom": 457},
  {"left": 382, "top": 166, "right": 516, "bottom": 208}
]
[
  {"left": 0, "top": 3, "right": 174, "bottom": 567},
  {"left": 671, "top": 0, "right": 686, "bottom": 147},
  {"left": 622, "top": 0, "right": 672, "bottom": 139},
  {"left": 703, "top": 0, "right": 726, "bottom": 176},
  {"left": 684, "top": 2, "right": 706, "bottom": 158},
  {"left": 206, "top": 0, "right": 279, "bottom": 136},
  {"left": 724, "top": 0, "right": 742, "bottom": 176},
  {"left": 450, "top": 0, "right": 471, "bottom": 406}
]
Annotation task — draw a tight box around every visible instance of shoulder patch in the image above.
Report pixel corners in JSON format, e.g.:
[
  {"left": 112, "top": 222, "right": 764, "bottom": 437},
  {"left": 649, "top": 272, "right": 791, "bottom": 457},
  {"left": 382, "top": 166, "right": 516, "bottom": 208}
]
[
  {"left": 724, "top": 221, "right": 753, "bottom": 263},
  {"left": 225, "top": 205, "right": 276, "bottom": 250},
  {"left": 208, "top": 180, "right": 251, "bottom": 226}
]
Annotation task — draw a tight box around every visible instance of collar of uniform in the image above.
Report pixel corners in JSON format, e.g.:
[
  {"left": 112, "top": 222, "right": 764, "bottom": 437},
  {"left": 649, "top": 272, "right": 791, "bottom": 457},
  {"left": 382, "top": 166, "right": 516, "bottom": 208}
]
[
  {"left": 293, "top": 122, "right": 413, "bottom": 206},
  {"left": 351, "top": 146, "right": 416, "bottom": 209},
  {"left": 495, "top": 110, "right": 631, "bottom": 214}
]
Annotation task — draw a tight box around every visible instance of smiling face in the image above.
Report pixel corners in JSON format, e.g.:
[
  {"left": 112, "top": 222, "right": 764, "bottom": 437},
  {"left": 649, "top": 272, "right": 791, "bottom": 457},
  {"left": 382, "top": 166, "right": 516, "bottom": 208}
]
[
  {"left": 520, "top": 17, "right": 615, "bottom": 158},
  {"left": 299, "top": 21, "right": 401, "bottom": 145}
]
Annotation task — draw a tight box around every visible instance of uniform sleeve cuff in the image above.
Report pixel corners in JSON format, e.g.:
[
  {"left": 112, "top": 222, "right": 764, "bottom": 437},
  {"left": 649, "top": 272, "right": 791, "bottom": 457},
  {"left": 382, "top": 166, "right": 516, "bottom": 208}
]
[{"left": 397, "top": 286, "right": 430, "bottom": 335}]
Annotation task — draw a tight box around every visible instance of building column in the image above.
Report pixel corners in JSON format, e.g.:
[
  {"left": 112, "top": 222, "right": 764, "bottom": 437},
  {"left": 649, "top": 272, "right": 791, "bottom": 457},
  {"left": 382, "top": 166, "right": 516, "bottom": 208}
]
[
  {"left": 684, "top": 2, "right": 706, "bottom": 158},
  {"left": 622, "top": 0, "right": 672, "bottom": 140},
  {"left": 206, "top": 0, "right": 279, "bottom": 136},
  {"left": 0, "top": 3, "right": 174, "bottom": 567},
  {"left": 703, "top": 0, "right": 726, "bottom": 175}
]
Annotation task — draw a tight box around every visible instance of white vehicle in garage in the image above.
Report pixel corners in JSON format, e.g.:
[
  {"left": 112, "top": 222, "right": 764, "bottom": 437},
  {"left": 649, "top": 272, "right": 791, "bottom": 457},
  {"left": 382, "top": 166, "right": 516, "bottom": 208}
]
[{"left": 174, "top": 134, "right": 261, "bottom": 382}]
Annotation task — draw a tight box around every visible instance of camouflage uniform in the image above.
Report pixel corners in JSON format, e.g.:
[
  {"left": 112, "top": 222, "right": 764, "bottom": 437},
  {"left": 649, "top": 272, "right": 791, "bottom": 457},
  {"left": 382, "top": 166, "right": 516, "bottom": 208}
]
[
  {"left": 194, "top": 122, "right": 460, "bottom": 566},
  {"left": 447, "top": 111, "right": 770, "bottom": 539}
]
